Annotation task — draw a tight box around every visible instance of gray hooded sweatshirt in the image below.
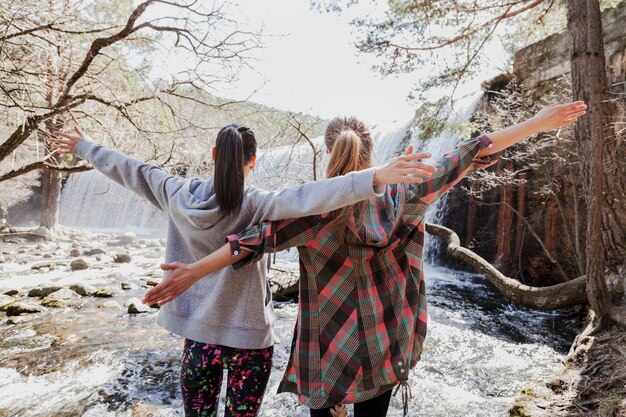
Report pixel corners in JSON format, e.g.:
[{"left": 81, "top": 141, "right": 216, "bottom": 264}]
[{"left": 74, "top": 138, "right": 381, "bottom": 349}]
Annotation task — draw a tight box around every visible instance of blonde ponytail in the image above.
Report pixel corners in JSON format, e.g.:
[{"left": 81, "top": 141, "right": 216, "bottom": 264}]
[{"left": 324, "top": 118, "right": 373, "bottom": 242}]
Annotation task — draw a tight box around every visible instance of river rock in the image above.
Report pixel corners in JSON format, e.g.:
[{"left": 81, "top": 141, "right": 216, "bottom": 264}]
[
  {"left": 69, "top": 248, "right": 82, "bottom": 257},
  {"left": 41, "top": 299, "right": 66, "bottom": 308},
  {"left": 97, "top": 300, "right": 121, "bottom": 309},
  {"left": 121, "top": 281, "right": 139, "bottom": 290},
  {"left": 34, "top": 226, "right": 51, "bottom": 239},
  {"left": 28, "top": 286, "right": 62, "bottom": 298},
  {"left": 0, "top": 295, "right": 15, "bottom": 310},
  {"left": 119, "top": 232, "right": 138, "bottom": 245},
  {"left": 113, "top": 253, "right": 132, "bottom": 263},
  {"left": 5, "top": 301, "right": 47, "bottom": 316},
  {"left": 3, "top": 289, "right": 18, "bottom": 296},
  {"left": 127, "top": 298, "right": 150, "bottom": 314},
  {"left": 43, "top": 253, "right": 53, "bottom": 259},
  {"left": 45, "top": 288, "right": 81, "bottom": 301},
  {"left": 69, "top": 283, "right": 97, "bottom": 296},
  {"left": 145, "top": 279, "right": 161, "bottom": 287},
  {"left": 70, "top": 258, "right": 89, "bottom": 271},
  {"left": 84, "top": 248, "right": 106, "bottom": 256},
  {"left": 93, "top": 286, "right": 120, "bottom": 298}
]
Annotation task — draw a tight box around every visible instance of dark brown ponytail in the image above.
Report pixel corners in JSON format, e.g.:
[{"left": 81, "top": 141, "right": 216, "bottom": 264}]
[{"left": 214, "top": 124, "right": 257, "bottom": 217}]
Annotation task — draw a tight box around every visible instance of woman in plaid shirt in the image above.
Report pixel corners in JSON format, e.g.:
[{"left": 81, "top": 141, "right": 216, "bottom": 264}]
[{"left": 145, "top": 101, "right": 587, "bottom": 417}]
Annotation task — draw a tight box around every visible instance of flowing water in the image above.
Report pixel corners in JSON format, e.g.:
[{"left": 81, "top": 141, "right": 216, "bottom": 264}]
[{"left": 1, "top": 103, "right": 580, "bottom": 416}]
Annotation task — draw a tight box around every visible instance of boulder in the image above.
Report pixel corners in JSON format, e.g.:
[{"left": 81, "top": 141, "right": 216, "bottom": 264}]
[
  {"left": 41, "top": 299, "right": 65, "bottom": 308},
  {"left": 70, "top": 258, "right": 89, "bottom": 271},
  {"left": 5, "top": 301, "right": 47, "bottom": 316},
  {"left": 69, "top": 283, "right": 97, "bottom": 296},
  {"left": 28, "top": 286, "right": 62, "bottom": 298},
  {"left": 118, "top": 232, "right": 138, "bottom": 245},
  {"left": 3, "top": 289, "right": 18, "bottom": 296},
  {"left": 0, "top": 294, "right": 15, "bottom": 310},
  {"left": 93, "top": 286, "right": 120, "bottom": 298},
  {"left": 45, "top": 288, "right": 81, "bottom": 301},
  {"left": 113, "top": 253, "right": 132, "bottom": 263},
  {"left": 127, "top": 298, "right": 150, "bottom": 314},
  {"left": 69, "top": 248, "right": 82, "bottom": 257}
]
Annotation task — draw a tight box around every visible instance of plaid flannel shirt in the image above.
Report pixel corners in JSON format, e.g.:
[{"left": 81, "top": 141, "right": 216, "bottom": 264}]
[{"left": 227, "top": 136, "right": 497, "bottom": 409}]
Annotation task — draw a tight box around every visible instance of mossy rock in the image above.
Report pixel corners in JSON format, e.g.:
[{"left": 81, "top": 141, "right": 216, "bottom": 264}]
[
  {"left": 70, "top": 259, "right": 89, "bottom": 271},
  {"left": 41, "top": 299, "right": 65, "bottom": 308}
]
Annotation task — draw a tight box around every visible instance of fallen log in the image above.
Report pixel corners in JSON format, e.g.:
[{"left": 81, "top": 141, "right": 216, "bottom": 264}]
[{"left": 425, "top": 222, "right": 623, "bottom": 310}]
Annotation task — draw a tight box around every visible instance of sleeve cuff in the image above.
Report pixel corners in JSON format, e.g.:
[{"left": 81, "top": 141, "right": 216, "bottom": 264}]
[
  {"left": 226, "top": 235, "right": 242, "bottom": 258},
  {"left": 73, "top": 136, "right": 96, "bottom": 160},
  {"left": 350, "top": 167, "right": 380, "bottom": 199},
  {"left": 476, "top": 134, "right": 494, "bottom": 149}
]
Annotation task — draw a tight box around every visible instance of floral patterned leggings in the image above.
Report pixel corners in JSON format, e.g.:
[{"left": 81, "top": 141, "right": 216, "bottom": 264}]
[{"left": 180, "top": 339, "right": 274, "bottom": 417}]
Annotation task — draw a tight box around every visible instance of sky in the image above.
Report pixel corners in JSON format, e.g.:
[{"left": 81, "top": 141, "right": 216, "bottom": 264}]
[{"left": 148, "top": 0, "right": 510, "bottom": 125}]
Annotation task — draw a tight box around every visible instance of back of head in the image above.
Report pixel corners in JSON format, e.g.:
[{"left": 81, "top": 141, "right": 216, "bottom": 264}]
[
  {"left": 324, "top": 116, "right": 373, "bottom": 241},
  {"left": 214, "top": 124, "right": 257, "bottom": 217}
]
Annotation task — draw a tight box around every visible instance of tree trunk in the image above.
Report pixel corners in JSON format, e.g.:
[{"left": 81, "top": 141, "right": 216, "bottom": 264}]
[
  {"left": 465, "top": 180, "right": 478, "bottom": 246},
  {"left": 544, "top": 194, "right": 560, "bottom": 258},
  {"left": 513, "top": 173, "right": 526, "bottom": 262},
  {"left": 568, "top": 0, "right": 612, "bottom": 322},
  {"left": 494, "top": 162, "right": 514, "bottom": 270}
]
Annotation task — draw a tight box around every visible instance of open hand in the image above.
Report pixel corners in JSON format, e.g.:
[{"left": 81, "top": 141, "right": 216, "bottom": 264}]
[
  {"left": 373, "top": 146, "right": 437, "bottom": 185},
  {"left": 142, "top": 262, "right": 199, "bottom": 306},
  {"left": 47, "top": 126, "right": 86, "bottom": 154},
  {"left": 532, "top": 101, "right": 587, "bottom": 132}
]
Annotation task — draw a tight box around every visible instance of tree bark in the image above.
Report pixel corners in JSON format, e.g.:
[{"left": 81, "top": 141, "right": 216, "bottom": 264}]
[
  {"left": 513, "top": 173, "right": 526, "bottom": 262},
  {"left": 465, "top": 180, "right": 478, "bottom": 246},
  {"left": 544, "top": 194, "right": 560, "bottom": 258},
  {"left": 494, "top": 162, "right": 514, "bottom": 270},
  {"left": 568, "top": 0, "right": 613, "bottom": 323}
]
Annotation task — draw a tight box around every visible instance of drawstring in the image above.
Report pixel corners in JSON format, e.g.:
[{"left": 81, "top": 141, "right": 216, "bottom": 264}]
[{"left": 393, "top": 381, "right": 413, "bottom": 416}]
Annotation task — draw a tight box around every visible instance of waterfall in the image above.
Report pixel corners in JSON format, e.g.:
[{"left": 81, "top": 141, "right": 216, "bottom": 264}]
[{"left": 58, "top": 172, "right": 168, "bottom": 236}]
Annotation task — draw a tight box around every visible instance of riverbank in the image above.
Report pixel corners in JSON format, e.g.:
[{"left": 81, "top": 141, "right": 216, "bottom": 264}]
[{"left": 510, "top": 326, "right": 626, "bottom": 417}]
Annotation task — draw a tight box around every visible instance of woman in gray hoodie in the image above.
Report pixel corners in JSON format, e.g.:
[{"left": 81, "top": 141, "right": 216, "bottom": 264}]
[{"left": 48, "top": 124, "right": 436, "bottom": 417}]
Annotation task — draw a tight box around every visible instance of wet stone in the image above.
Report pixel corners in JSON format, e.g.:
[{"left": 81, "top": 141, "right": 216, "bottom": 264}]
[
  {"left": 118, "top": 232, "right": 138, "bottom": 245},
  {"left": 69, "top": 248, "right": 82, "bottom": 257},
  {"left": 84, "top": 248, "right": 106, "bottom": 256},
  {"left": 3, "top": 289, "right": 18, "bottom": 296},
  {"left": 145, "top": 279, "right": 161, "bottom": 287},
  {"left": 45, "top": 288, "right": 81, "bottom": 301},
  {"left": 97, "top": 300, "right": 121, "bottom": 309},
  {"left": 121, "top": 282, "right": 139, "bottom": 290},
  {"left": 94, "top": 286, "right": 120, "bottom": 298},
  {"left": 5, "top": 301, "right": 47, "bottom": 316},
  {"left": 41, "top": 299, "right": 65, "bottom": 308},
  {"left": 28, "top": 286, "right": 62, "bottom": 298},
  {"left": 113, "top": 253, "right": 132, "bottom": 263},
  {"left": 69, "top": 283, "right": 97, "bottom": 296},
  {"left": 0, "top": 295, "right": 15, "bottom": 310},
  {"left": 127, "top": 298, "right": 150, "bottom": 314},
  {"left": 70, "top": 258, "right": 89, "bottom": 271}
]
